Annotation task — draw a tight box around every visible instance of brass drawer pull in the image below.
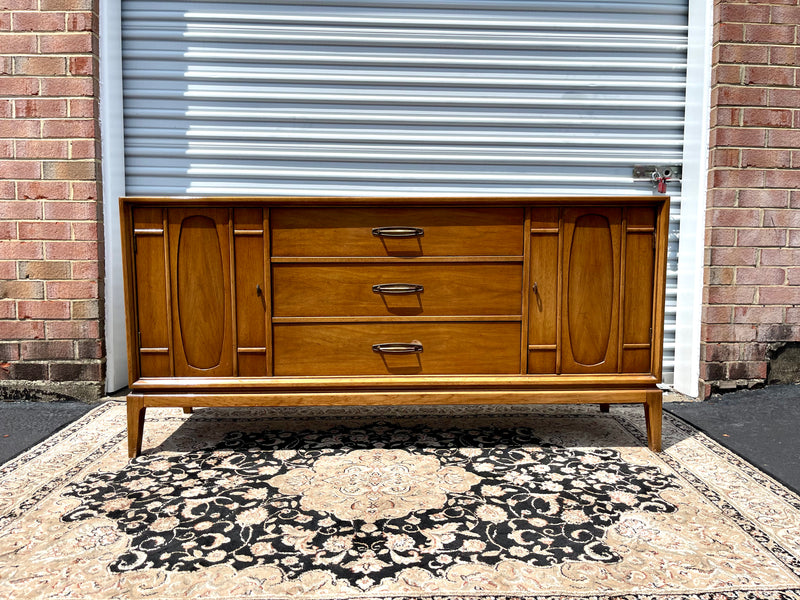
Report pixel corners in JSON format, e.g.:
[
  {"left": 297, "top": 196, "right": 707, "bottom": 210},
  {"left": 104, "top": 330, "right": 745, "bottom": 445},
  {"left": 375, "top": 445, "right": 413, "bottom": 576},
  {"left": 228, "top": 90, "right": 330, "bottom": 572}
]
[
  {"left": 371, "top": 226, "right": 424, "bottom": 238},
  {"left": 372, "top": 283, "right": 424, "bottom": 295},
  {"left": 372, "top": 342, "right": 423, "bottom": 354}
]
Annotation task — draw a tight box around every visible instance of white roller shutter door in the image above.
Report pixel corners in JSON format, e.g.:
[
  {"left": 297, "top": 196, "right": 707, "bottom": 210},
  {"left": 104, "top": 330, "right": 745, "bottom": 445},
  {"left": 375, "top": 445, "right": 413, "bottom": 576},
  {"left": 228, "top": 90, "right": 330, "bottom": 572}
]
[{"left": 120, "top": 0, "right": 689, "bottom": 384}]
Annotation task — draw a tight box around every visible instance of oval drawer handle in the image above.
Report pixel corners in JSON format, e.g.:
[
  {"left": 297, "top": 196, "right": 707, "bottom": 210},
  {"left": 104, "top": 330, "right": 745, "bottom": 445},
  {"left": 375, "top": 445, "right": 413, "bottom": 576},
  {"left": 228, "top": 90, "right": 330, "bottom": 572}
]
[
  {"left": 371, "top": 226, "right": 424, "bottom": 238},
  {"left": 372, "top": 342, "right": 423, "bottom": 354},
  {"left": 372, "top": 283, "right": 424, "bottom": 295}
]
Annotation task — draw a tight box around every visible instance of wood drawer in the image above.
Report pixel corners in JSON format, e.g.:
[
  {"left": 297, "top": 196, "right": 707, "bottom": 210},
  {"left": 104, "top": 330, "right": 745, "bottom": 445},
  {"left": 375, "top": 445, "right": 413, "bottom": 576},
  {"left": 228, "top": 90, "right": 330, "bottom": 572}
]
[
  {"left": 272, "top": 263, "right": 522, "bottom": 317},
  {"left": 271, "top": 207, "right": 523, "bottom": 257},
  {"left": 273, "top": 322, "right": 520, "bottom": 376}
]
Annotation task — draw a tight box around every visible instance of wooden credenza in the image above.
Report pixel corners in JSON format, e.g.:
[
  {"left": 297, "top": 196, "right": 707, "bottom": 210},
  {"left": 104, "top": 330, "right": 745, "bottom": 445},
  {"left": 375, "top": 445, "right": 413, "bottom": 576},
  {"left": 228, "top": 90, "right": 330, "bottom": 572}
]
[{"left": 121, "top": 196, "right": 669, "bottom": 457}]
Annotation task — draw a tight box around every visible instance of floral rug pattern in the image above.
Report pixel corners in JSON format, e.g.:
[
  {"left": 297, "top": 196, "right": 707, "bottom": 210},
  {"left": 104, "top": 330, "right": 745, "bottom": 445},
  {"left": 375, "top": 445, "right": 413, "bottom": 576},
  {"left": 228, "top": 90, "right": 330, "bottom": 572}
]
[
  {"left": 1, "top": 403, "right": 800, "bottom": 600},
  {"left": 61, "top": 423, "right": 678, "bottom": 586}
]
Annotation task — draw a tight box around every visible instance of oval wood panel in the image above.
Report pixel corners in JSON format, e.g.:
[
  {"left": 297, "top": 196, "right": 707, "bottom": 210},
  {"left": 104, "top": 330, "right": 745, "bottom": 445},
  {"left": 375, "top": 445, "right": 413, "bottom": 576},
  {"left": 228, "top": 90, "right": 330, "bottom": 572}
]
[
  {"left": 567, "top": 213, "right": 613, "bottom": 366},
  {"left": 177, "top": 215, "right": 225, "bottom": 369}
]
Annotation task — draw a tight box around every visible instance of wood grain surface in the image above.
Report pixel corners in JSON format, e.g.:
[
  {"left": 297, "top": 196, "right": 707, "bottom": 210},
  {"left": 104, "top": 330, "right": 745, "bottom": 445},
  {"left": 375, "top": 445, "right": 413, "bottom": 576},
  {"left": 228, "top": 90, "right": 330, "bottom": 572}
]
[{"left": 120, "top": 196, "right": 669, "bottom": 457}]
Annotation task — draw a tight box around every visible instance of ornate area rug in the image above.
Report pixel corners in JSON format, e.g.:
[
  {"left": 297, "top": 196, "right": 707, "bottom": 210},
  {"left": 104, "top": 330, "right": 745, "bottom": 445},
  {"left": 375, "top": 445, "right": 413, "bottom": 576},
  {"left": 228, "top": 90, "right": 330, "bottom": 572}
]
[{"left": 1, "top": 402, "right": 799, "bottom": 600}]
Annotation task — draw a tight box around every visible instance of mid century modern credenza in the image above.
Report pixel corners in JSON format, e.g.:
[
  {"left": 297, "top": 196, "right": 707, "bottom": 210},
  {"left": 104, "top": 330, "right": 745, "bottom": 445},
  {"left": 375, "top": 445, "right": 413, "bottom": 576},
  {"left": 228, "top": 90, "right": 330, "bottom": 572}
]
[{"left": 121, "top": 196, "right": 669, "bottom": 457}]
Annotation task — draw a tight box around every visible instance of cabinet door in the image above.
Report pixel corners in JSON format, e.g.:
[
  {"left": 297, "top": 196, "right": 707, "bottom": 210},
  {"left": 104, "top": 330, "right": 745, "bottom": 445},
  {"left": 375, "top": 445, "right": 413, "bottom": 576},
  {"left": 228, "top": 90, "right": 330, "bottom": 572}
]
[
  {"left": 561, "top": 207, "right": 621, "bottom": 374},
  {"left": 168, "top": 208, "right": 234, "bottom": 377},
  {"left": 233, "top": 208, "right": 271, "bottom": 376},
  {"left": 527, "top": 208, "right": 560, "bottom": 374}
]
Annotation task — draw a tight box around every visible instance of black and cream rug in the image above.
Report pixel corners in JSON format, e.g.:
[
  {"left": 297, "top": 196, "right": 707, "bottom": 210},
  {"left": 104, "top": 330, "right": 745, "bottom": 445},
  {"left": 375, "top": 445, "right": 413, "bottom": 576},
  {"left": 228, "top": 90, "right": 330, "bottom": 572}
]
[{"left": 1, "top": 402, "right": 799, "bottom": 599}]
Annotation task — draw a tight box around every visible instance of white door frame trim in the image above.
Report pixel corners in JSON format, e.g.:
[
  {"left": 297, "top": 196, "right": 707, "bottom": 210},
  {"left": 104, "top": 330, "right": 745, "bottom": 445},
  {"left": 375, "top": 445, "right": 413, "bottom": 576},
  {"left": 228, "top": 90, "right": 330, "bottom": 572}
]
[
  {"left": 672, "top": 0, "right": 713, "bottom": 398},
  {"left": 100, "top": 0, "right": 128, "bottom": 393}
]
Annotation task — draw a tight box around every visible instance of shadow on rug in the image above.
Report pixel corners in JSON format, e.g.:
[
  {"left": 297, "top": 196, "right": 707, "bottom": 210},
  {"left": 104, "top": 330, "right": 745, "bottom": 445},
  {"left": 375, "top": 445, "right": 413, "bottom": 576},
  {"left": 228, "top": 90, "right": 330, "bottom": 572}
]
[{"left": 1, "top": 403, "right": 799, "bottom": 600}]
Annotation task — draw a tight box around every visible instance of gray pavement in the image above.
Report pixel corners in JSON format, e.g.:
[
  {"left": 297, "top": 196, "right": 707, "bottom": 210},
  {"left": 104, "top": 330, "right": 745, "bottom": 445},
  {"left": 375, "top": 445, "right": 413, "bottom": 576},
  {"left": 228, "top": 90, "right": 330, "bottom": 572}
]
[
  {"left": 0, "top": 401, "right": 96, "bottom": 465},
  {"left": 665, "top": 383, "right": 800, "bottom": 495},
  {"left": 1, "top": 385, "right": 798, "bottom": 496}
]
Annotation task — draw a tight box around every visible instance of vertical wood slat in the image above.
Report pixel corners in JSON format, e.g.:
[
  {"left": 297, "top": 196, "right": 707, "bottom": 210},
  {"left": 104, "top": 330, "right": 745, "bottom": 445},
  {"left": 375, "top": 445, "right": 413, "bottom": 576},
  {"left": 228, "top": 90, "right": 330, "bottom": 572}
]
[
  {"left": 121, "top": 203, "right": 139, "bottom": 384},
  {"left": 264, "top": 209, "right": 273, "bottom": 377},
  {"left": 556, "top": 208, "right": 563, "bottom": 376},
  {"left": 651, "top": 200, "right": 670, "bottom": 381},
  {"left": 617, "top": 209, "right": 628, "bottom": 372},
  {"left": 519, "top": 207, "right": 531, "bottom": 375},
  {"left": 163, "top": 208, "right": 174, "bottom": 377},
  {"left": 229, "top": 208, "right": 238, "bottom": 375}
]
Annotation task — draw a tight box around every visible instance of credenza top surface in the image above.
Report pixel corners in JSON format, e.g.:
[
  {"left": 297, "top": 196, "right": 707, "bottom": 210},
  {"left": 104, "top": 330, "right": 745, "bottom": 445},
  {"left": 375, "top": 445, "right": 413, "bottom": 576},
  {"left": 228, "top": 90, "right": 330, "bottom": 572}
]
[{"left": 121, "top": 195, "right": 668, "bottom": 208}]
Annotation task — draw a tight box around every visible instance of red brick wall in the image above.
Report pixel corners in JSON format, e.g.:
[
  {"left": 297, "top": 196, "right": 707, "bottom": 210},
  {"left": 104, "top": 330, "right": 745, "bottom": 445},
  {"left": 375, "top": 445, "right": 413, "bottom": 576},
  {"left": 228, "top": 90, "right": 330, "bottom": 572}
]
[
  {"left": 0, "top": 0, "right": 103, "bottom": 400},
  {"left": 703, "top": 0, "right": 800, "bottom": 396}
]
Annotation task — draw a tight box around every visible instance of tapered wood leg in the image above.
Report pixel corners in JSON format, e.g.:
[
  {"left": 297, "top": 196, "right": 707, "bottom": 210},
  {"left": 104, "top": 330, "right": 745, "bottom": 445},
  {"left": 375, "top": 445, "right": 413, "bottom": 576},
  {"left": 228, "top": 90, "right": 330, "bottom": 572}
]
[
  {"left": 182, "top": 407, "right": 193, "bottom": 414},
  {"left": 127, "top": 395, "right": 146, "bottom": 459},
  {"left": 599, "top": 403, "right": 610, "bottom": 413},
  {"left": 644, "top": 390, "right": 662, "bottom": 452}
]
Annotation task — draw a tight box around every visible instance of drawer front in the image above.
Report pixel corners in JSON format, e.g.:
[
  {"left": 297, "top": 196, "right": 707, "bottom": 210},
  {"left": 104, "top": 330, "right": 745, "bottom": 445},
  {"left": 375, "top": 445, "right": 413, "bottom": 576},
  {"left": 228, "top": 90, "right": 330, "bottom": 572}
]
[
  {"left": 271, "top": 207, "right": 524, "bottom": 257},
  {"left": 273, "top": 323, "right": 520, "bottom": 376},
  {"left": 272, "top": 263, "right": 522, "bottom": 317}
]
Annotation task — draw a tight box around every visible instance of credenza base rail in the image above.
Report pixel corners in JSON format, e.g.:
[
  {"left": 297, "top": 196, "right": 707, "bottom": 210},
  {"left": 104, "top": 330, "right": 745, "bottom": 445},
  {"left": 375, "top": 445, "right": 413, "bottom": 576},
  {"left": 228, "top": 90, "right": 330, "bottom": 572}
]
[{"left": 126, "top": 387, "right": 662, "bottom": 458}]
